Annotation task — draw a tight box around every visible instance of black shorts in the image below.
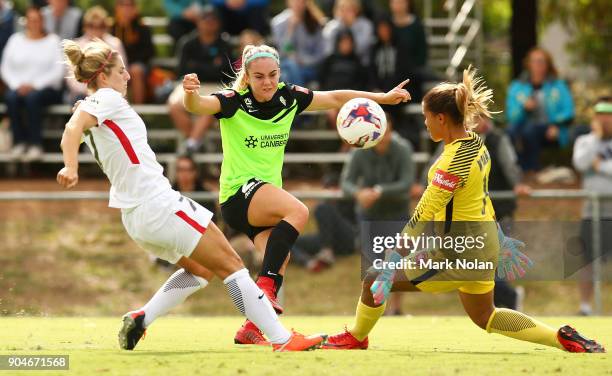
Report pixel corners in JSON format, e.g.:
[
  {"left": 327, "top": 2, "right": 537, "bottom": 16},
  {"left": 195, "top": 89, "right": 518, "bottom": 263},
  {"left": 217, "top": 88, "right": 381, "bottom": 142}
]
[{"left": 220, "top": 178, "right": 272, "bottom": 240}]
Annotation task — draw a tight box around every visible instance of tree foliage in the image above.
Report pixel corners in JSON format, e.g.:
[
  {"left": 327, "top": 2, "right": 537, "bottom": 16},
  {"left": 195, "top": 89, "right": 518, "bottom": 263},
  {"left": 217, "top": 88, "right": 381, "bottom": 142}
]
[{"left": 540, "top": 0, "right": 612, "bottom": 81}]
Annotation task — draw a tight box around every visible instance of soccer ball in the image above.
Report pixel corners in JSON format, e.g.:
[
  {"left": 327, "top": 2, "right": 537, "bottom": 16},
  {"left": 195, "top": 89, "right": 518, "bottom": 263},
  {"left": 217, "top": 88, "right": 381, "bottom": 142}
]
[{"left": 336, "top": 98, "right": 387, "bottom": 149}]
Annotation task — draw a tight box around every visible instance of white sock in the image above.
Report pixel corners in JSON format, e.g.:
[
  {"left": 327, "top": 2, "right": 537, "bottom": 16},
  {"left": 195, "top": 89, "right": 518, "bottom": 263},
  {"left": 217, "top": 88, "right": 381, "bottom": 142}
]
[
  {"left": 224, "top": 269, "right": 291, "bottom": 344},
  {"left": 140, "top": 268, "right": 208, "bottom": 327}
]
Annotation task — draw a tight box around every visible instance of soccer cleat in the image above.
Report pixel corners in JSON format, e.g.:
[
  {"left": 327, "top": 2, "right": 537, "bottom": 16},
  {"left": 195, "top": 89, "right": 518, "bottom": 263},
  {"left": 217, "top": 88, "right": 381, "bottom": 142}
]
[
  {"left": 557, "top": 325, "right": 606, "bottom": 353},
  {"left": 321, "top": 328, "right": 368, "bottom": 350},
  {"left": 234, "top": 321, "right": 270, "bottom": 346},
  {"left": 256, "top": 276, "right": 283, "bottom": 314},
  {"left": 118, "top": 310, "right": 147, "bottom": 350},
  {"left": 272, "top": 331, "right": 327, "bottom": 352}
]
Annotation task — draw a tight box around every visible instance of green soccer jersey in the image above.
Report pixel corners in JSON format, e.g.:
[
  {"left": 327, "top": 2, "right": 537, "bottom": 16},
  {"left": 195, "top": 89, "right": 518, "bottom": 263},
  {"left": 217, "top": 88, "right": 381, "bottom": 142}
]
[{"left": 212, "top": 82, "right": 314, "bottom": 203}]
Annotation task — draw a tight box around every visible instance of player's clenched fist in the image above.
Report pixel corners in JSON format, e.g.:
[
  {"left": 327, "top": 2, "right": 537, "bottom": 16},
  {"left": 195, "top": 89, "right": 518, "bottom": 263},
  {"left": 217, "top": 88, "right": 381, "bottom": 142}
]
[
  {"left": 182, "top": 73, "right": 200, "bottom": 94},
  {"left": 57, "top": 166, "right": 79, "bottom": 189}
]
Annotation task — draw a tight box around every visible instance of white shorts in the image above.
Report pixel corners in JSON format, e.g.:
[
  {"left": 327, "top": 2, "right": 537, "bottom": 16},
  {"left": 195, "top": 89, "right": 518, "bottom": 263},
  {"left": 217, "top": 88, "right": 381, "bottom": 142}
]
[{"left": 121, "top": 189, "right": 214, "bottom": 264}]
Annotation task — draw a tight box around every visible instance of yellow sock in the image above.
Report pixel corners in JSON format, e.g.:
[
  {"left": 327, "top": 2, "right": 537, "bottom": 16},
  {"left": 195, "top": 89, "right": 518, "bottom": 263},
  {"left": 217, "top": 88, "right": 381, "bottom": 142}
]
[
  {"left": 486, "top": 308, "right": 563, "bottom": 350},
  {"left": 349, "top": 300, "right": 386, "bottom": 341}
]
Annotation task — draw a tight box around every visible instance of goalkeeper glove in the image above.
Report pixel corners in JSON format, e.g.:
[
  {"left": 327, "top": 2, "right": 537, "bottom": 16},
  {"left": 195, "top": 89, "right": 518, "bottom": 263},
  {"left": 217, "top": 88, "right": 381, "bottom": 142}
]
[
  {"left": 496, "top": 223, "right": 533, "bottom": 281},
  {"left": 370, "top": 250, "right": 402, "bottom": 305}
]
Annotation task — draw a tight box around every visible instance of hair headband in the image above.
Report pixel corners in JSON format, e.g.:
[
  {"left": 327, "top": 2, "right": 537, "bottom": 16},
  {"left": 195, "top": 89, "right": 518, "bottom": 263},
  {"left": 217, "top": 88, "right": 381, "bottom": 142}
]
[
  {"left": 84, "top": 50, "right": 114, "bottom": 85},
  {"left": 244, "top": 51, "right": 279, "bottom": 66},
  {"left": 595, "top": 102, "right": 612, "bottom": 114}
]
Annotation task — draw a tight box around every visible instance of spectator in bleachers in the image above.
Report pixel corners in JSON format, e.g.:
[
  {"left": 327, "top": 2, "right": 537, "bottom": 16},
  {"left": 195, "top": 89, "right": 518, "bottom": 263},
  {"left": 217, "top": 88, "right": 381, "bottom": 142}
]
[
  {"left": 211, "top": 0, "right": 270, "bottom": 36},
  {"left": 167, "top": 5, "right": 233, "bottom": 154},
  {"left": 41, "top": 0, "right": 82, "bottom": 40},
  {"left": 389, "top": 0, "right": 427, "bottom": 102},
  {"left": 66, "top": 6, "right": 127, "bottom": 104},
  {"left": 1, "top": 6, "right": 63, "bottom": 161},
  {"left": 164, "top": 0, "right": 206, "bottom": 45},
  {"left": 112, "top": 0, "right": 155, "bottom": 104},
  {"left": 291, "top": 199, "right": 357, "bottom": 272},
  {"left": 233, "top": 28, "right": 263, "bottom": 70},
  {"left": 172, "top": 154, "right": 217, "bottom": 213},
  {"left": 0, "top": 0, "right": 15, "bottom": 64},
  {"left": 572, "top": 97, "right": 612, "bottom": 316},
  {"left": 370, "top": 15, "right": 397, "bottom": 93},
  {"left": 341, "top": 116, "right": 414, "bottom": 315},
  {"left": 506, "top": 47, "right": 575, "bottom": 172},
  {"left": 319, "top": 29, "right": 367, "bottom": 133},
  {"left": 322, "top": 0, "right": 373, "bottom": 66},
  {"left": 271, "top": 0, "right": 327, "bottom": 86}
]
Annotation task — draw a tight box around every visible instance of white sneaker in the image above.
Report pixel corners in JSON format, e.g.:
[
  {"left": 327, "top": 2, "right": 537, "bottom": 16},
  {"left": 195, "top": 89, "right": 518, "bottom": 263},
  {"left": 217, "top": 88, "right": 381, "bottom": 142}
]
[
  {"left": 22, "top": 145, "right": 43, "bottom": 162},
  {"left": 9, "top": 143, "right": 26, "bottom": 160}
]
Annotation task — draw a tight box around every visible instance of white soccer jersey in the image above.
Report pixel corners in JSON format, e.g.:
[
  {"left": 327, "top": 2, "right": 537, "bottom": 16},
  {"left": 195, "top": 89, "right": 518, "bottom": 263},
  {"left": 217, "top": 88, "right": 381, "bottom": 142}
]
[{"left": 80, "top": 88, "right": 171, "bottom": 208}]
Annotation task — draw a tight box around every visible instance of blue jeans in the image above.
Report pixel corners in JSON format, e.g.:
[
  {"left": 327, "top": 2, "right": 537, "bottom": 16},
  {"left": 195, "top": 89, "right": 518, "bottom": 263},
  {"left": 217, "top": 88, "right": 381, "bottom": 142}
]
[
  {"left": 508, "top": 122, "right": 551, "bottom": 172},
  {"left": 291, "top": 202, "right": 356, "bottom": 266},
  {"left": 5, "top": 88, "right": 62, "bottom": 146},
  {"left": 280, "top": 59, "right": 318, "bottom": 86}
]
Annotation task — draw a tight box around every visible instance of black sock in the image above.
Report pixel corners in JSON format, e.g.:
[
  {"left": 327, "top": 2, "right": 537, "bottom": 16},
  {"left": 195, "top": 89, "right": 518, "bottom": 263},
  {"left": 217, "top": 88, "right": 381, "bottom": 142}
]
[
  {"left": 273, "top": 274, "right": 283, "bottom": 292},
  {"left": 259, "top": 220, "right": 298, "bottom": 287}
]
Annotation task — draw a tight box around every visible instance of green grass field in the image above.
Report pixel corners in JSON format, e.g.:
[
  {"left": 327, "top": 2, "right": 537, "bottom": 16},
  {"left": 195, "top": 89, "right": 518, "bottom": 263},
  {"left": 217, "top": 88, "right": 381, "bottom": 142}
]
[{"left": 2, "top": 316, "right": 610, "bottom": 375}]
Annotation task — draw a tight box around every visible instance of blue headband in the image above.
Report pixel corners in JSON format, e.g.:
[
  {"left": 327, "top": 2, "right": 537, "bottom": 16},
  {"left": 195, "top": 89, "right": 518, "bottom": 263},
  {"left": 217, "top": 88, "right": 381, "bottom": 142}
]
[{"left": 245, "top": 52, "right": 279, "bottom": 66}]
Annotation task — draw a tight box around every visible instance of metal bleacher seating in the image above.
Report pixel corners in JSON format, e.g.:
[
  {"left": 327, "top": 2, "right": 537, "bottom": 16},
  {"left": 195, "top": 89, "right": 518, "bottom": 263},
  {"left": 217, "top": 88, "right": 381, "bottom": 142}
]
[{"left": 0, "top": 14, "right": 458, "bottom": 178}]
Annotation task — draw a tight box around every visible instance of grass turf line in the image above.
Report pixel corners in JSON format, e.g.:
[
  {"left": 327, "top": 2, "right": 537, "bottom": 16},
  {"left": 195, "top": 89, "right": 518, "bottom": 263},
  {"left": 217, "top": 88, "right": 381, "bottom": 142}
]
[{"left": 1, "top": 316, "right": 610, "bottom": 376}]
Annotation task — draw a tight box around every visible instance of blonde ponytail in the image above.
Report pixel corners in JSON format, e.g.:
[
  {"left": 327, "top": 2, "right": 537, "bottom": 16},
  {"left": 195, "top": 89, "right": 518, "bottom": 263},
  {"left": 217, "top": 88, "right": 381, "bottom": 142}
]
[
  {"left": 423, "top": 65, "right": 497, "bottom": 129},
  {"left": 456, "top": 66, "right": 494, "bottom": 129},
  {"left": 229, "top": 44, "right": 280, "bottom": 92},
  {"left": 63, "top": 39, "right": 118, "bottom": 89}
]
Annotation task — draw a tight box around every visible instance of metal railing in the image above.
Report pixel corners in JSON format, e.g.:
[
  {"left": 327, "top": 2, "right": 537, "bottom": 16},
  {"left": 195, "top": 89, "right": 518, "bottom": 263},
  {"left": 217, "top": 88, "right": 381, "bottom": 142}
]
[
  {"left": 424, "top": 0, "right": 484, "bottom": 78},
  {"left": 0, "top": 188, "right": 607, "bottom": 314}
]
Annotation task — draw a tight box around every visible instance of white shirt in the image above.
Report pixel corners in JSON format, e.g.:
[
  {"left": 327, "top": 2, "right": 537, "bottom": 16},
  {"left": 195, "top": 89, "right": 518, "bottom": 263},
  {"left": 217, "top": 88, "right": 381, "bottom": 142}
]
[
  {"left": 0, "top": 32, "right": 64, "bottom": 90},
  {"left": 80, "top": 88, "right": 171, "bottom": 208}
]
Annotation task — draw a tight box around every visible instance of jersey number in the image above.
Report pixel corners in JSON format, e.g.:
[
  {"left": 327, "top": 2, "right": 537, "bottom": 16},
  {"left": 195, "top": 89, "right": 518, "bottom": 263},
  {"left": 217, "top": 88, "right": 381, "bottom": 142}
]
[{"left": 481, "top": 175, "right": 489, "bottom": 215}]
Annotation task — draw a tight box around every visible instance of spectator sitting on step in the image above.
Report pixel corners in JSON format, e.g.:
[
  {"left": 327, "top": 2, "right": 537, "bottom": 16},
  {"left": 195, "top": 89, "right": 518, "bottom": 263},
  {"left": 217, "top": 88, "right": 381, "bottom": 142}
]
[
  {"left": 232, "top": 29, "right": 264, "bottom": 71},
  {"left": 506, "top": 47, "right": 575, "bottom": 172},
  {"left": 1, "top": 6, "right": 64, "bottom": 162},
  {"left": 210, "top": 0, "right": 271, "bottom": 36},
  {"left": 66, "top": 6, "right": 128, "bottom": 104},
  {"left": 112, "top": 0, "right": 155, "bottom": 104},
  {"left": 164, "top": 0, "right": 206, "bottom": 46},
  {"left": 341, "top": 115, "right": 415, "bottom": 315},
  {"left": 322, "top": 0, "right": 373, "bottom": 66},
  {"left": 319, "top": 28, "right": 367, "bottom": 138},
  {"left": 167, "top": 6, "right": 233, "bottom": 154},
  {"left": 291, "top": 175, "right": 357, "bottom": 272},
  {"left": 41, "top": 0, "right": 82, "bottom": 40},
  {"left": 271, "top": 0, "right": 327, "bottom": 86},
  {"left": 389, "top": 0, "right": 428, "bottom": 102},
  {"left": 572, "top": 96, "right": 612, "bottom": 316}
]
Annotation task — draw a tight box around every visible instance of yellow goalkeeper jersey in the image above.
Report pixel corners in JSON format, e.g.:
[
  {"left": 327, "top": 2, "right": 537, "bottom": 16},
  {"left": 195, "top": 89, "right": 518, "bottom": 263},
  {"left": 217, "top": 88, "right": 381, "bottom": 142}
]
[{"left": 406, "top": 131, "right": 495, "bottom": 236}]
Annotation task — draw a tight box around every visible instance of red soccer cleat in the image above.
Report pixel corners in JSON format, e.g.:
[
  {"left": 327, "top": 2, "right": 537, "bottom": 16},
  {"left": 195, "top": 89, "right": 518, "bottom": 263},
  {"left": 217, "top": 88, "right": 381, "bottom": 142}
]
[
  {"left": 321, "top": 328, "right": 368, "bottom": 350},
  {"left": 557, "top": 325, "right": 606, "bottom": 353},
  {"left": 234, "top": 321, "right": 270, "bottom": 346},
  {"left": 256, "top": 276, "right": 283, "bottom": 314},
  {"left": 272, "top": 331, "right": 327, "bottom": 352}
]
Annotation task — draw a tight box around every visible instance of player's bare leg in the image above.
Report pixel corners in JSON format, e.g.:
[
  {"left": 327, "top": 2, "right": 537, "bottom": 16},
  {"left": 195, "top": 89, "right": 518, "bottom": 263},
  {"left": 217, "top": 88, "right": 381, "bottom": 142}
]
[
  {"left": 188, "top": 222, "right": 325, "bottom": 351},
  {"left": 246, "top": 184, "right": 308, "bottom": 313}
]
